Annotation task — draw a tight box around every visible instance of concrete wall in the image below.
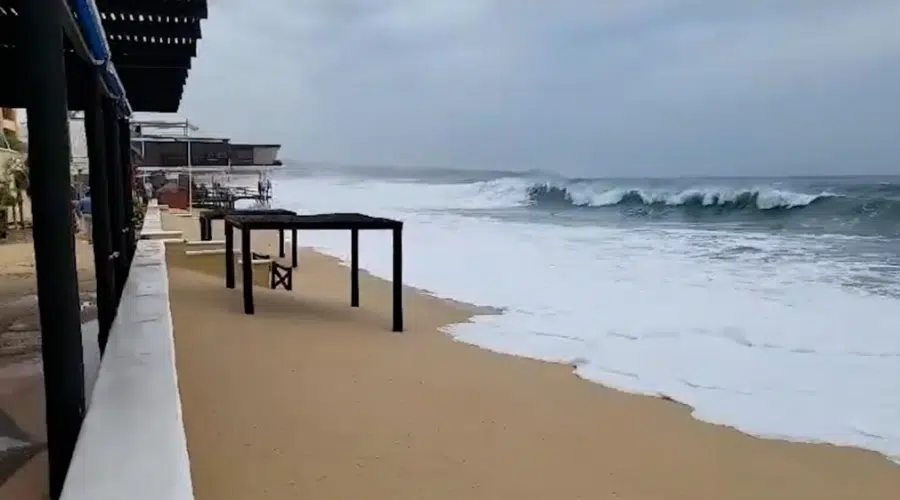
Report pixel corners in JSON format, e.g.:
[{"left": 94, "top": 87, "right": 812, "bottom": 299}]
[{"left": 60, "top": 200, "right": 194, "bottom": 500}]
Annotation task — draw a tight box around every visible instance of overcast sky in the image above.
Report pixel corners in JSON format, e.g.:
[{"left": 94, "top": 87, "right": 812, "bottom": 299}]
[{"left": 166, "top": 0, "right": 900, "bottom": 177}]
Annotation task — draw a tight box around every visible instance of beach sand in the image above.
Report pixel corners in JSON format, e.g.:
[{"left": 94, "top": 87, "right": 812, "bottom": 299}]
[
  {"left": 163, "top": 212, "right": 900, "bottom": 499},
  {"left": 0, "top": 226, "right": 97, "bottom": 499}
]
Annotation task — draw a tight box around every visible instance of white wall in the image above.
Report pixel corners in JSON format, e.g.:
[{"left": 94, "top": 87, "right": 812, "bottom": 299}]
[
  {"left": 252, "top": 145, "right": 280, "bottom": 165},
  {"left": 61, "top": 201, "right": 194, "bottom": 500}
]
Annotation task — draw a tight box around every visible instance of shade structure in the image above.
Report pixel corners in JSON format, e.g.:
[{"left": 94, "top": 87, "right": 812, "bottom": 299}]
[{"left": 0, "top": 0, "right": 208, "bottom": 112}]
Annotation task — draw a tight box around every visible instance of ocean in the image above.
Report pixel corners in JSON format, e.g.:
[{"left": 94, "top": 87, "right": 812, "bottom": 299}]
[{"left": 269, "top": 165, "right": 900, "bottom": 463}]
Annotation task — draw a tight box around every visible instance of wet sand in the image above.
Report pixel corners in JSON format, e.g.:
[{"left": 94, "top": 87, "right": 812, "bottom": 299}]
[{"left": 164, "top": 211, "right": 900, "bottom": 500}]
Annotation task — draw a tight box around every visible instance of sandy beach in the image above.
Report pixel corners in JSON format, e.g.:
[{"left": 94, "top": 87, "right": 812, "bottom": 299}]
[
  {"left": 0, "top": 224, "right": 97, "bottom": 499},
  {"left": 163, "top": 212, "right": 900, "bottom": 500}
]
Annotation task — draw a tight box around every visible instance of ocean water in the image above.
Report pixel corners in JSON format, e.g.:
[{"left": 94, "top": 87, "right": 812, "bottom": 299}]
[{"left": 270, "top": 165, "right": 900, "bottom": 463}]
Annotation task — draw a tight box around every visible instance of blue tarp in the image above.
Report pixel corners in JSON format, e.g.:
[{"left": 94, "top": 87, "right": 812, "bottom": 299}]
[{"left": 69, "top": 0, "right": 132, "bottom": 116}]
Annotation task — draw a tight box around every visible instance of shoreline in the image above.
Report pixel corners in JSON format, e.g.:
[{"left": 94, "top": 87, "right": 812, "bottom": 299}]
[
  {"left": 299, "top": 241, "right": 900, "bottom": 466},
  {"left": 163, "top": 211, "right": 900, "bottom": 499}
]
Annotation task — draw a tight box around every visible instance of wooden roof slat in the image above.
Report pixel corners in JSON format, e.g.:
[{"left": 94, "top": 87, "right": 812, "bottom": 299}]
[
  {"left": 94, "top": 0, "right": 208, "bottom": 19},
  {"left": 100, "top": 17, "right": 202, "bottom": 40},
  {"left": 225, "top": 213, "right": 405, "bottom": 231},
  {"left": 0, "top": 0, "right": 208, "bottom": 111}
]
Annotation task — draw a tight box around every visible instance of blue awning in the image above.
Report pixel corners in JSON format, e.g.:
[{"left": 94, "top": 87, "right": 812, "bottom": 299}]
[{"left": 66, "top": 0, "right": 133, "bottom": 117}]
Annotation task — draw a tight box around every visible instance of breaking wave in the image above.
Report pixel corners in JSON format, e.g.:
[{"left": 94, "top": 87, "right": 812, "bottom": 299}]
[
  {"left": 524, "top": 183, "right": 832, "bottom": 211},
  {"left": 437, "top": 177, "right": 900, "bottom": 237}
]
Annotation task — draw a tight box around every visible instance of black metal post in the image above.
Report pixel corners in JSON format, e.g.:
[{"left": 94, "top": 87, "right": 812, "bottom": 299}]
[
  {"left": 119, "top": 119, "right": 135, "bottom": 265},
  {"left": 225, "top": 221, "right": 235, "bottom": 288},
  {"left": 242, "top": 227, "right": 254, "bottom": 314},
  {"left": 199, "top": 216, "right": 208, "bottom": 241},
  {"left": 392, "top": 227, "right": 403, "bottom": 332},
  {"left": 350, "top": 229, "right": 359, "bottom": 307},
  {"left": 22, "top": 0, "right": 86, "bottom": 496},
  {"left": 291, "top": 229, "right": 298, "bottom": 268},
  {"left": 103, "top": 100, "right": 127, "bottom": 298},
  {"left": 84, "top": 71, "right": 117, "bottom": 351},
  {"left": 278, "top": 228, "right": 285, "bottom": 258}
]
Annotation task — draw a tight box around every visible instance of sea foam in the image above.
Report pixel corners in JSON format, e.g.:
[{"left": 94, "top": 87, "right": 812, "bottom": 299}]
[{"left": 274, "top": 175, "right": 900, "bottom": 463}]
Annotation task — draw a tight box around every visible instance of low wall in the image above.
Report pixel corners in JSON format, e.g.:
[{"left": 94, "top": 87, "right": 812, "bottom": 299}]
[{"left": 60, "top": 200, "right": 194, "bottom": 500}]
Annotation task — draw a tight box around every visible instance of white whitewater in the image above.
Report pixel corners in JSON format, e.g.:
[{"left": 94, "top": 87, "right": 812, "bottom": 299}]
[{"left": 274, "top": 174, "right": 900, "bottom": 465}]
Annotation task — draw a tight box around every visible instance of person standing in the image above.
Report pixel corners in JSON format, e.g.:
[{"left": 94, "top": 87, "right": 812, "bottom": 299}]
[{"left": 77, "top": 190, "right": 93, "bottom": 244}]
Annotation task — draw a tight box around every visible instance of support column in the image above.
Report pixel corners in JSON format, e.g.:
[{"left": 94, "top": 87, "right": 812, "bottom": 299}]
[
  {"left": 103, "top": 100, "right": 127, "bottom": 297},
  {"left": 119, "top": 119, "right": 135, "bottom": 266},
  {"left": 392, "top": 226, "right": 404, "bottom": 332},
  {"left": 84, "top": 71, "right": 117, "bottom": 352},
  {"left": 350, "top": 229, "right": 359, "bottom": 307},
  {"left": 225, "top": 221, "right": 235, "bottom": 288},
  {"left": 22, "top": 0, "right": 86, "bottom": 496},
  {"left": 291, "top": 229, "right": 298, "bottom": 268},
  {"left": 241, "top": 227, "right": 254, "bottom": 314}
]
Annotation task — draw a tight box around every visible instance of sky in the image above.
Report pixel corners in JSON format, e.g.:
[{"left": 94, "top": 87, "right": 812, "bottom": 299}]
[{"left": 163, "top": 0, "right": 900, "bottom": 177}]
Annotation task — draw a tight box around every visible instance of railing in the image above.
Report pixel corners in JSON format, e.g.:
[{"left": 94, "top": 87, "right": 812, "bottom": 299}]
[{"left": 60, "top": 201, "right": 194, "bottom": 500}]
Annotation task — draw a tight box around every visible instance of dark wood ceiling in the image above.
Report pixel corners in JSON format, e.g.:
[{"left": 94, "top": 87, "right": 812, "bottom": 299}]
[{"left": 0, "top": 0, "right": 208, "bottom": 112}]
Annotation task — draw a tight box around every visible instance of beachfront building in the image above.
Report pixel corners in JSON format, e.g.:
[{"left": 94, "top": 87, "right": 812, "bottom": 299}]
[
  {"left": 0, "top": 0, "right": 207, "bottom": 498},
  {"left": 133, "top": 135, "right": 283, "bottom": 174},
  {"left": 229, "top": 142, "right": 282, "bottom": 167}
]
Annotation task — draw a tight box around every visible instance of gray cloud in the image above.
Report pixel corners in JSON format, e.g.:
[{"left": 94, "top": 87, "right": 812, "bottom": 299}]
[{"left": 164, "top": 0, "right": 900, "bottom": 176}]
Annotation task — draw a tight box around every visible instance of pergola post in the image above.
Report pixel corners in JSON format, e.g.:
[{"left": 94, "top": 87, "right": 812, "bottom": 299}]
[
  {"left": 119, "top": 119, "right": 136, "bottom": 266},
  {"left": 103, "top": 100, "right": 127, "bottom": 297},
  {"left": 241, "top": 227, "right": 254, "bottom": 314},
  {"left": 84, "top": 70, "right": 118, "bottom": 352},
  {"left": 392, "top": 227, "right": 404, "bottom": 332},
  {"left": 225, "top": 220, "right": 235, "bottom": 288},
  {"left": 22, "top": 0, "right": 86, "bottom": 496},
  {"left": 350, "top": 229, "right": 359, "bottom": 307},
  {"left": 291, "top": 229, "right": 298, "bottom": 268}
]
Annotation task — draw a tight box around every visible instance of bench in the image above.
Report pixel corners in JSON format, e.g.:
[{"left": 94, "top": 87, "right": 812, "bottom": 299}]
[
  {"left": 157, "top": 238, "right": 187, "bottom": 245},
  {"left": 140, "top": 229, "right": 184, "bottom": 240},
  {"left": 184, "top": 239, "right": 226, "bottom": 249},
  {"left": 185, "top": 248, "right": 235, "bottom": 257}
]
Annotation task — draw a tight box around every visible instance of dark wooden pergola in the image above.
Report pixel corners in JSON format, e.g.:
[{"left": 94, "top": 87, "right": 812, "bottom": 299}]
[
  {"left": 0, "top": 0, "right": 207, "bottom": 112},
  {"left": 0, "top": 0, "right": 207, "bottom": 497},
  {"left": 223, "top": 213, "right": 405, "bottom": 332},
  {"left": 199, "top": 207, "right": 295, "bottom": 242}
]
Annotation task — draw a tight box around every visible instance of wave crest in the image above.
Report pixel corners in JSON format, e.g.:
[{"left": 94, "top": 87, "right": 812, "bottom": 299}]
[{"left": 525, "top": 183, "right": 832, "bottom": 211}]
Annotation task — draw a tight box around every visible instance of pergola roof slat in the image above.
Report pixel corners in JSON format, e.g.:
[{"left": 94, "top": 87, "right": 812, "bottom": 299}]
[
  {"left": 100, "top": 17, "right": 202, "bottom": 39},
  {"left": 94, "top": 0, "right": 208, "bottom": 19},
  {"left": 0, "top": 0, "right": 207, "bottom": 112}
]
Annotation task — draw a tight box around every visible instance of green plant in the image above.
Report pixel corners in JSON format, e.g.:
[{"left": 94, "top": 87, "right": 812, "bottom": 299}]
[
  {"left": 132, "top": 197, "right": 147, "bottom": 228},
  {"left": 1, "top": 130, "right": 24, "bottom": 152},
  {"left": 0, "top": 181, "right": 14, "bottom": 207},
  {"left": 1, "top": 154, "right": 28, "bottom": 229}
]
